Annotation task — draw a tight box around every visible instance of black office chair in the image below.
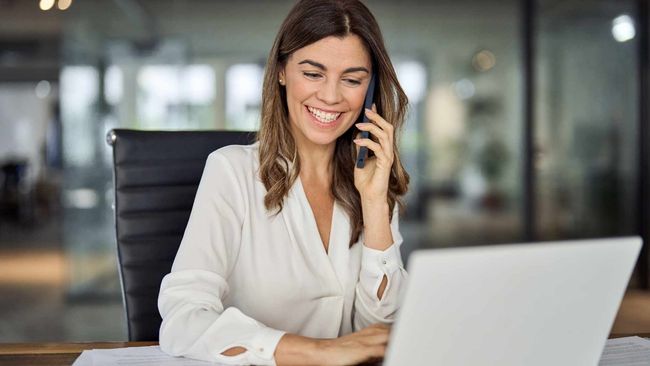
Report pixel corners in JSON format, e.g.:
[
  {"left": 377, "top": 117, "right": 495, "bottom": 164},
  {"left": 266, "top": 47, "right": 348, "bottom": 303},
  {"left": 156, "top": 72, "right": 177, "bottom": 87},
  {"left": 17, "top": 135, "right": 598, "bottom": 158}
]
[{"left": 107, "top": 129, "right": 257, "bottom": 341}]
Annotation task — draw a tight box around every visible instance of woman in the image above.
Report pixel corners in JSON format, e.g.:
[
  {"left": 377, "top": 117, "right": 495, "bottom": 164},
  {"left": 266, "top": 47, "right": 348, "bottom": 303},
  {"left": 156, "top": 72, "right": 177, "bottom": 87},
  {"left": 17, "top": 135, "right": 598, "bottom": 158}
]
[{"left": 158, "top": 0, "right": 409, "bottom": 364}]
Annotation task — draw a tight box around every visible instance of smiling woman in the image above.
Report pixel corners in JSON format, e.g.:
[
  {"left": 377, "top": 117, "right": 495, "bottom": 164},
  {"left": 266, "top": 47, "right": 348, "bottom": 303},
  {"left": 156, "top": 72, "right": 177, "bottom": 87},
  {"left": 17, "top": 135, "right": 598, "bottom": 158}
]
[
  {"left": 157, "top": 1, "right": 410, "bottom": 365},
  {"left": 260, "top": 0, "right": 409, "bottom": 249}
]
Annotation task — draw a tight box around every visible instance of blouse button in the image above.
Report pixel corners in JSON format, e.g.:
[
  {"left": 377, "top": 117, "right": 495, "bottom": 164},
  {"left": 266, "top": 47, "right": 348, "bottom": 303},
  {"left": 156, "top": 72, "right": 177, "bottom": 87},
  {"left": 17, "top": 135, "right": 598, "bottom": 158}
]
[
  {"left": 259, "top": 347, "right": 264, "bottom": 353},
  {"left": 381, "top": 258, "right": 387, "bottom": 265}
]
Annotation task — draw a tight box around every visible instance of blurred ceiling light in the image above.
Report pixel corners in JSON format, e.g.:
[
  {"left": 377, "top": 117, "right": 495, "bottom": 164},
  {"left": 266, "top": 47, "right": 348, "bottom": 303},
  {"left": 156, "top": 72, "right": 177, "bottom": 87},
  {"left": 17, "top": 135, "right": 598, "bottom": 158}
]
[
  {"left": 472, "top": 50, "right": 496, "bottom": 72},
  {"left": 35, "top": 80, "right": 51, "bottom": 98},
  {"left": 39, "top": 0, "right": 55, "bottom": 11},
  {"left": 453, "top": 79, "right": 475, "bottom": 100},
  {"left": 612, "top": 15, "right": 635, "bottom": 42},
  {"left": 58, "top": 0, "right": 72, "bottom": 10}
]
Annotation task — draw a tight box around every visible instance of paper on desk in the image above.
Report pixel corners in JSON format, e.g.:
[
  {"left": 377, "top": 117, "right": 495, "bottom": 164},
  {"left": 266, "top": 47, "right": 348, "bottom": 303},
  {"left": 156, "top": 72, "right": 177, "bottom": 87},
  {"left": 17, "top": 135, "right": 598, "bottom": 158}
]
[
  {"left": 72, "top": 345, "right": 234, "bottom": 366},
  {"left": 599, "top": 336, "right": 650, "bottom": 366}
]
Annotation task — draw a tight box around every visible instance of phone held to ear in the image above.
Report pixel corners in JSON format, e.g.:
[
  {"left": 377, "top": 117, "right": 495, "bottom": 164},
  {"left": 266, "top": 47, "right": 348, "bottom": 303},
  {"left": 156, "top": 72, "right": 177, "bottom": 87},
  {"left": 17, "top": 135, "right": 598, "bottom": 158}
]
[{"left": 355, "top": 73, "right": 377, "bottom": 169}]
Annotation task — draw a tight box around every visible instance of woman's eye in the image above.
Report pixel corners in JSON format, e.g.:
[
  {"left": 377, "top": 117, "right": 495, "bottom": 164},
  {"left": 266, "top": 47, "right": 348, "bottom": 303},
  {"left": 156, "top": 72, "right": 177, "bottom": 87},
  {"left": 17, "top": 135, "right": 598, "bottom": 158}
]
[
  {"left": 344, "top": 79, "right": 362, "bottom": 86},
  {"left": 303, "top": 72, "right": 322, "bottom": 79}
]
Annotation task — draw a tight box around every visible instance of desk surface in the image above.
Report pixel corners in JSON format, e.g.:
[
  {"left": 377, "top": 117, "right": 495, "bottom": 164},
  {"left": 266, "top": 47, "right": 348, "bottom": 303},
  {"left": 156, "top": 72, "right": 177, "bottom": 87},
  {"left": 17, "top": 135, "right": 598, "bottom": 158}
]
[
  {"left": 1, "top": 336, "right": 649, "bottom": 366},
  {"left": 0, "top": 342, "right": 157, "bottom": 366}
]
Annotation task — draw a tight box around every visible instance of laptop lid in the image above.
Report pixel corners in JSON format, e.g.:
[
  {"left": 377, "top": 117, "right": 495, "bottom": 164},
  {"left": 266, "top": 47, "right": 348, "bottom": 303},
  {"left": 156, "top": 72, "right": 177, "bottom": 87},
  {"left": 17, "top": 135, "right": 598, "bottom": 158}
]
[{"left": 384, "top": 237, "right": 642, "bottom": 366}]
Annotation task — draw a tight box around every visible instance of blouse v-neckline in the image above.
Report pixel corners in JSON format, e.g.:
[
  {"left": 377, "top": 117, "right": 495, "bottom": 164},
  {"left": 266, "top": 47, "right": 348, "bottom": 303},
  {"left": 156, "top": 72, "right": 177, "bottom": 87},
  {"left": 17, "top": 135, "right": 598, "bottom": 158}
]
[
  {"left": 295, "top": 176, "right": 336, "bottom": 256},
  {"left": 280, "top": 176, "right": 350, "bottom": 294}
]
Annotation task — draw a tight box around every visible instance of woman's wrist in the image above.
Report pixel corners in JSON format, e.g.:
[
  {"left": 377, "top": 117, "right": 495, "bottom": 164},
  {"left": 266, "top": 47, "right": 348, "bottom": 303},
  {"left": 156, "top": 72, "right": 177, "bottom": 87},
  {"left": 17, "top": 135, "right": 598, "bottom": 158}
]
[
  {"left": 361, "top": 198, "right": 389, "bottom": 215},
  {"left": 274, "top": 333, "right": 323, "bottom": 366},
  {"left": 360, "top": 191, "right": 388, "bottom": 206}
]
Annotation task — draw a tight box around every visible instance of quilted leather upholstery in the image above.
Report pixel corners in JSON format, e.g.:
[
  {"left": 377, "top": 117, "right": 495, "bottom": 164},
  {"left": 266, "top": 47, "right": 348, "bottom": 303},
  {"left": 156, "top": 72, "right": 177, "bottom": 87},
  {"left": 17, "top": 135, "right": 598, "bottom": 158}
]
[{"left": 108, "top": 129, "right": 256, "bottom": 341}]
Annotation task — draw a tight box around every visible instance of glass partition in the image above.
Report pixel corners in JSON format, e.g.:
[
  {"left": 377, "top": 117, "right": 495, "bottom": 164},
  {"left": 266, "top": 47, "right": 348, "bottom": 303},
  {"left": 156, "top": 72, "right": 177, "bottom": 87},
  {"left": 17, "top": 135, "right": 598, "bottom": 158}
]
[{"left": 535, "top": 0, "right": 639, "bottom": 240}]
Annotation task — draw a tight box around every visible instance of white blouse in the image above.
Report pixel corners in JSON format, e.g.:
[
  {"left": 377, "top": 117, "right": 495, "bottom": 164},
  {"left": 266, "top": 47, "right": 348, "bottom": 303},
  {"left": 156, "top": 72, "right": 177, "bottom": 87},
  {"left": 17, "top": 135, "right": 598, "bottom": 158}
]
[{"left": 158, "top": 142, "right": 407, "bottom": 365}]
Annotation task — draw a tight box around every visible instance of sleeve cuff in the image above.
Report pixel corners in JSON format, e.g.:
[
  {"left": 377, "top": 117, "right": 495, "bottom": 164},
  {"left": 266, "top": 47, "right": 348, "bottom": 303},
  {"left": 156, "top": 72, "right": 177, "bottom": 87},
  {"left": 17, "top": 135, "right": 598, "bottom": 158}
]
[
  {"left": 361, "top": 243, "right": 403, "bottom": 276},
  {"left": 247, "top": 327, "right": 286, "bottom": 365}
]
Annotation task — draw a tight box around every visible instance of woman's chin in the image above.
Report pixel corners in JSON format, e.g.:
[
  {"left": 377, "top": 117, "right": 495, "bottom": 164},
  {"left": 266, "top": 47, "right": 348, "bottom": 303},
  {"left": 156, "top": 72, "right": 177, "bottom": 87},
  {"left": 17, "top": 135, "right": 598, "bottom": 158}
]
[{"left": 305, "top": 134, "right": 339, "bottom": 147}]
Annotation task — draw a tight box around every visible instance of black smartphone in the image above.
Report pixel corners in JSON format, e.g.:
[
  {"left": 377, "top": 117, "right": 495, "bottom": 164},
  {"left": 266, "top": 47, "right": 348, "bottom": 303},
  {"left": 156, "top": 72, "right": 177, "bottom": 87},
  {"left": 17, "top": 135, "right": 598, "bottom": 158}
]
[{"left": 355, "top": 73, "right": 377, "bottom": 169}]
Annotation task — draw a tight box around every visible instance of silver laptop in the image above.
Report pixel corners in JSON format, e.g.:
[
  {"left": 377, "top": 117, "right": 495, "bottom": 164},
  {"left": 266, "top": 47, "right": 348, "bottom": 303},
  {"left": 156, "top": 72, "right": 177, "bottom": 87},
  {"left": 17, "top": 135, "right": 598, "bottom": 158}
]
[{"left": 384, "top": 237, "right": 642, "bottom": 366}]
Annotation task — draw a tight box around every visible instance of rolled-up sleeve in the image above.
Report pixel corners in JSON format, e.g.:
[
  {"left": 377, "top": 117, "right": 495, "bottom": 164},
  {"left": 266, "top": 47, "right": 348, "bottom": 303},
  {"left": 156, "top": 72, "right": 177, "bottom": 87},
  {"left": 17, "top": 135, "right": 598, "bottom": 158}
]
[
  {"left": 353, "top": 207, "right": 408, "bottom": 330},
  {"left": 158, "top": 151, "right": 285, "bottom": 365}
]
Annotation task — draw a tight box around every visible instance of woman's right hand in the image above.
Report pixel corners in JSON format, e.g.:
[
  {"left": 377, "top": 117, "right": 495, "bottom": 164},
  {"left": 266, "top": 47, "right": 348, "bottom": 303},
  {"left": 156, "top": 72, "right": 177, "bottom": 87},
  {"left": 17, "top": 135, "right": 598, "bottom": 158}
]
[
  {"left": 274, "top": 324, "right": 390, "bottom": 366},
  {"left": 317, "top": 323, "right": 390, "bottom": 365}
]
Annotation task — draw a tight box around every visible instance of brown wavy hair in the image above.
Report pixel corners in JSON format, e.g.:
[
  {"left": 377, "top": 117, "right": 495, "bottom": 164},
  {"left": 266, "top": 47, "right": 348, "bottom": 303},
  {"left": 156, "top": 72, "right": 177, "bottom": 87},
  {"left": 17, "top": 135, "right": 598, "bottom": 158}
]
[{"left": 258, "top": 0, "right": 409, "bottom": 247}]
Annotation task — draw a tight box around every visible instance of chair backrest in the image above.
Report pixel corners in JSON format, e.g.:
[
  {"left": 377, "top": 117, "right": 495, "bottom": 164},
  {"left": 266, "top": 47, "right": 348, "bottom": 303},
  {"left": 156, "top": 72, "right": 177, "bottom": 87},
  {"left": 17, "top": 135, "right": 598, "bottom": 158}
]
[{"left": 107, "top": 129, "right": 256, "bottom": 341}]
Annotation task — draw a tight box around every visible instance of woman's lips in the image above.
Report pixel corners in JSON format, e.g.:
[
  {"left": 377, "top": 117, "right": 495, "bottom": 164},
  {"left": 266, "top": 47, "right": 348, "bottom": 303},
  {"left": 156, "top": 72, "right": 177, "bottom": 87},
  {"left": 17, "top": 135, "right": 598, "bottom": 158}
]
[{"left": 305, "top": 105, "right": 343, "bottom": 128}]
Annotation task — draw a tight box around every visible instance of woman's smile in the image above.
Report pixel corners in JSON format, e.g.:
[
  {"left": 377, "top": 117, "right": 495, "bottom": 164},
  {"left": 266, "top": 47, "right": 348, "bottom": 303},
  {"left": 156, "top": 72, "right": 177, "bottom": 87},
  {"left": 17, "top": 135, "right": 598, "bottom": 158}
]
[{"left": 305, "top": 105, "right": 344, "bottom": 128}]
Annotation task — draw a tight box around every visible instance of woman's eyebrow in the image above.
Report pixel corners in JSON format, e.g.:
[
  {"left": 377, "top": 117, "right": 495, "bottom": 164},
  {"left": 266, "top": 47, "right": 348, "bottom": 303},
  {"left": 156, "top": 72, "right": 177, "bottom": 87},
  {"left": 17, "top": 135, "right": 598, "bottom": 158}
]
[{"left": 298, "top": 59, "right": 370, "bottom": 74}]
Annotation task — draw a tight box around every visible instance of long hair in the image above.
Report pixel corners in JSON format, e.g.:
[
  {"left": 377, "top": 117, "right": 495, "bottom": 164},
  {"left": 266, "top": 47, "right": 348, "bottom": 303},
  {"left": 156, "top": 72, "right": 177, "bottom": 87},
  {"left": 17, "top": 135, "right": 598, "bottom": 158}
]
[{"left": 258, "top": 0, "right": 409, "bottom": 247}]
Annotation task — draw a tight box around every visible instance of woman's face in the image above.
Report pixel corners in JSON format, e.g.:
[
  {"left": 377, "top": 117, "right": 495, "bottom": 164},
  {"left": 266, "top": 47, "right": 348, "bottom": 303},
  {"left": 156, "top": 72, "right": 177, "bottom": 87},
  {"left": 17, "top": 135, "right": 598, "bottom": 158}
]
[{"left": 280, "top": 34, "right": 372, "bottom": 150}]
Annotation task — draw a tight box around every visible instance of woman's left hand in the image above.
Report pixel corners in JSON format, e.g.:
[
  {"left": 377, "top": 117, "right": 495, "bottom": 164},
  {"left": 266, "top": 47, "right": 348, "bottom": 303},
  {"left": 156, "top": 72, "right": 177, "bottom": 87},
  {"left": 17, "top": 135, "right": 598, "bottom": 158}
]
[{"left": 353, "top": 104, "right": 394, "bottom": 202}]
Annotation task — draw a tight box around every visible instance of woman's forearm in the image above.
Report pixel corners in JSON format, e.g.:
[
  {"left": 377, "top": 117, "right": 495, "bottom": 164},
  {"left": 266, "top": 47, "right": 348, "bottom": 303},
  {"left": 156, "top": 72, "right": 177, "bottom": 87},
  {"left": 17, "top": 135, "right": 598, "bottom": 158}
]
[
  {"left": 274, "top": 333, "right": 321, "bottom": 366},
  {"left": 360, "top": 198, "right": 392, "bottom": 300},
  {"left": 361, "top": 198, "right": 392, "bottom": 251}
]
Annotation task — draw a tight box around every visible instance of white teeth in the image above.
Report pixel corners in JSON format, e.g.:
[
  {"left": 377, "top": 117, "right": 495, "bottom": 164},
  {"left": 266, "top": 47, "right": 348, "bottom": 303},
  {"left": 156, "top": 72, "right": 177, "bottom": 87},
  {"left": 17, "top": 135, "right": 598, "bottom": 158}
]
[{"left": 307, "top": 106, "right": 341, "bottom": 123}]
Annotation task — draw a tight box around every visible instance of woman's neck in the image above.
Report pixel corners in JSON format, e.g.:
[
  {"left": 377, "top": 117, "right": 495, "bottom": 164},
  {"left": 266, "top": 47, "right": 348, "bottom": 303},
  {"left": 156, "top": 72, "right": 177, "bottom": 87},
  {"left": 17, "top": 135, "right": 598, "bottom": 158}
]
[{"left": 296, "top": 142, "right": 334, "bottom": 183}]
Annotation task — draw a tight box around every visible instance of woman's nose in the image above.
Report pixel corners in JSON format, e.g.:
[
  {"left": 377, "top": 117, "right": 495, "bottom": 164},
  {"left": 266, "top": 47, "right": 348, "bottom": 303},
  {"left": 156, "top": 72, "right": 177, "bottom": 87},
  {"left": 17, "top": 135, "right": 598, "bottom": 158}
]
[{"left": 316, "top": 79, "right": 342, "bottom": 105}]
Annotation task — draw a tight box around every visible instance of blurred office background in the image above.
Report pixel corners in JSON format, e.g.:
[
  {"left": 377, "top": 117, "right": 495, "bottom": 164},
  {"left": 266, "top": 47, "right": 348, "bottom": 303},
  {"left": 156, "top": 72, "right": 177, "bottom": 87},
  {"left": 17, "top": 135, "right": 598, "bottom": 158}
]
[{"left": 0, "top": 0, "right": 648, "bottom": 341}]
